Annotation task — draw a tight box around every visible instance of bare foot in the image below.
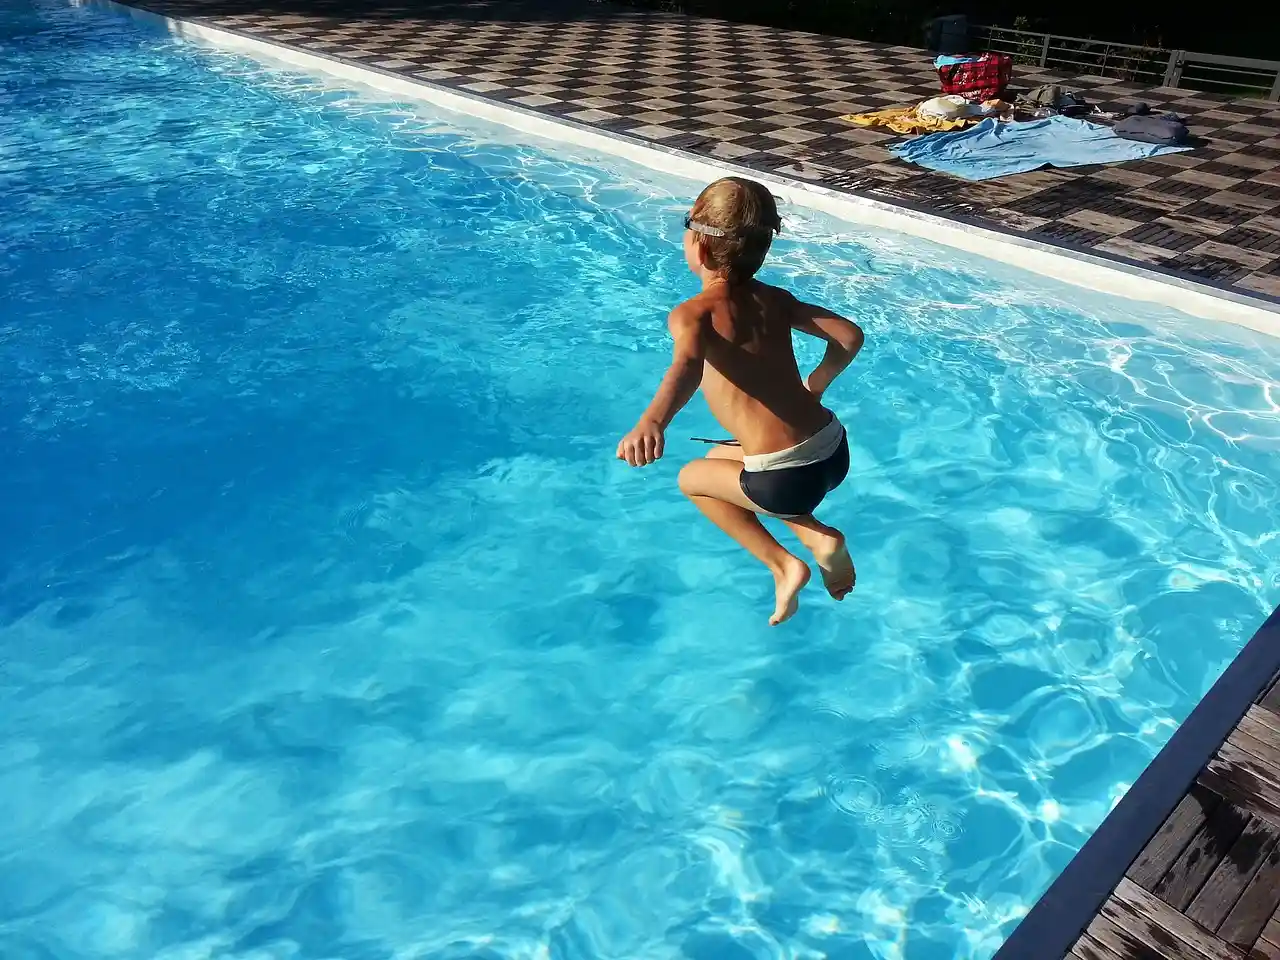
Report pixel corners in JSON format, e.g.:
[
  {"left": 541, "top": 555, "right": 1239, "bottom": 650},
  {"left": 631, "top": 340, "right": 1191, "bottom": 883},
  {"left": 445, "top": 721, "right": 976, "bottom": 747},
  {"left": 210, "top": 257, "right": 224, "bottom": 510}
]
[
  {"left": 810, "top": 532, "right": 855, "bottom": 601},
  {"left": 769, "top": 555, "right": 811, "bottom": 626}
]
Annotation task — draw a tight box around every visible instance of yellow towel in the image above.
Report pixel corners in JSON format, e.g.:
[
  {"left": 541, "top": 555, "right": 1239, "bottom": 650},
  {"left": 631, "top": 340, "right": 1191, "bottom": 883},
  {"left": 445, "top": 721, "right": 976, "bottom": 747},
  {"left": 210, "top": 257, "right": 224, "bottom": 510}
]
[{"left": 841, "top": 105, "right": 978, "bottom": 136}]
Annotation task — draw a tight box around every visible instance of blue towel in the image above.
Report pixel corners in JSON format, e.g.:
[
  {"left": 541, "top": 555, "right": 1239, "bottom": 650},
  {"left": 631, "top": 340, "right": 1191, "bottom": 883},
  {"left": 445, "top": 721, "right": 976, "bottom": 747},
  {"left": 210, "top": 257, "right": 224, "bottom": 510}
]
[
  {"left": 933, "top": 55, "right": 978, "bottom": 68},
  {"left": 890, "top": 115, "right": 1191, "bottom": 181}
]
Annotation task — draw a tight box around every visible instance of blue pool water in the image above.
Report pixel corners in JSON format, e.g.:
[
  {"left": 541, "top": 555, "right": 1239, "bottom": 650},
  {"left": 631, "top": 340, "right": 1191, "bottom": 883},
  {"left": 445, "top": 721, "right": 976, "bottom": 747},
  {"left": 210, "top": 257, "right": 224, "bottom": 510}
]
[{"left": 4, "top": 2, "right": 1280, "bottom": 958}]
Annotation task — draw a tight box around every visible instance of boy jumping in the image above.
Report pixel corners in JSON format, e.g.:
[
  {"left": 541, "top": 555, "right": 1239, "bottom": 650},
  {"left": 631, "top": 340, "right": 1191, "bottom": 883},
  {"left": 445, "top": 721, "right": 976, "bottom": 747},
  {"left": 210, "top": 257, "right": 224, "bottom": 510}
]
[{"left": 617, "top": 177, "right": 865, "bottom": 626}]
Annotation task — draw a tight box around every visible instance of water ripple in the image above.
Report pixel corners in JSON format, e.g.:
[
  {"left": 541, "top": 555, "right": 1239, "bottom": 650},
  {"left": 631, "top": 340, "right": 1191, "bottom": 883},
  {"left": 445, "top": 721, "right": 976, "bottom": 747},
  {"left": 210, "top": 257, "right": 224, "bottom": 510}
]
[{"left": 2, "top": 2, "right": 1280, "bottom": 960}]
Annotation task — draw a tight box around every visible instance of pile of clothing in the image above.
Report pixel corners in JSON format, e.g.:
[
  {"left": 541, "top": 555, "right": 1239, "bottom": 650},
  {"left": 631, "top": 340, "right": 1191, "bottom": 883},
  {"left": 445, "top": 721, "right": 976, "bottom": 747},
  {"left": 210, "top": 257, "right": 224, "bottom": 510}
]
[
  {"left": 1018, "top": 85, "right": 1191, "bottom": 146},
  {"left": 841, "top": 61, "right": 1194, "bottom": 173},
  {"left": 1113, "top": 102, "right": 1191, "bottom": 146},
  {"left": 843, "top": 95, "right": 1012, "bottom": 136},
  {"left": 1019, "top": 84, "right": 1093, "bottom": 117}
]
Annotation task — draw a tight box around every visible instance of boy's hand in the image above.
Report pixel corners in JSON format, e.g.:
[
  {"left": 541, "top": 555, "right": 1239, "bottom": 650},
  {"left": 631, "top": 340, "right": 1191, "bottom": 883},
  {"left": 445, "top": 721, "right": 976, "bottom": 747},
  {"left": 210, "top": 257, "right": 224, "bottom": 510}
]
[{"left": 617, "top": 420, "right": 665, "bottom": 467}]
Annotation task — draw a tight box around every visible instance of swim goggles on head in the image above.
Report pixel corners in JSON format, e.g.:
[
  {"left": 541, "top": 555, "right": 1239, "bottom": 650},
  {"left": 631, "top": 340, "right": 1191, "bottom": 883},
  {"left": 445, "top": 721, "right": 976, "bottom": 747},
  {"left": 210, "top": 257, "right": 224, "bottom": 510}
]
[
  {"left": 684, "top": 213, "right": 780, "bottom": 238},
  {"left": 684, "top": 214, "right": 726, "bottom": 237}
]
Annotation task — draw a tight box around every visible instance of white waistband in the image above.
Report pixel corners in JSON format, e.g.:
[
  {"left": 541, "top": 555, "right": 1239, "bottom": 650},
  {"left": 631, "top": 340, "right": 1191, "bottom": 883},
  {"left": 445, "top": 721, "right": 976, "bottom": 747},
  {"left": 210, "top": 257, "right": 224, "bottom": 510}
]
[{"left": 743, "top": 415, "right": 845, "bottom": 473}]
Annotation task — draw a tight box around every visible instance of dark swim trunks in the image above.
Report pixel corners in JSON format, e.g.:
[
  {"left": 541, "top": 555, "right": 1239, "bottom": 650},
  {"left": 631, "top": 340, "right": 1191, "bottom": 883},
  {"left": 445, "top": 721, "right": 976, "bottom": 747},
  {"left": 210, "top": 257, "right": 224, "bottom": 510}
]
[{"left": 739, "top": 415, "right": 849, "bottom": 518}]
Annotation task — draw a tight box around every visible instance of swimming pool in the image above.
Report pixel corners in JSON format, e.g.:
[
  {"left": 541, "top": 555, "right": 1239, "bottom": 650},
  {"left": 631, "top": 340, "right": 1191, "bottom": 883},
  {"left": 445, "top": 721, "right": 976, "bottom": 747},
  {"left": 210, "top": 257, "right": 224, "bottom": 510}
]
[{"left": 4, "top": 1, "right": 1280, "bottom": 957}]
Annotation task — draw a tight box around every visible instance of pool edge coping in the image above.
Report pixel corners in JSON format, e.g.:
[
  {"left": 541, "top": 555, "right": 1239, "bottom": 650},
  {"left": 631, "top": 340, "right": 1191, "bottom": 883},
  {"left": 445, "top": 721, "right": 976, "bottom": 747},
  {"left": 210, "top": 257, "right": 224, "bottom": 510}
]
[{"left": 79, "top": 0, "right": 1280, "bottom": 338}]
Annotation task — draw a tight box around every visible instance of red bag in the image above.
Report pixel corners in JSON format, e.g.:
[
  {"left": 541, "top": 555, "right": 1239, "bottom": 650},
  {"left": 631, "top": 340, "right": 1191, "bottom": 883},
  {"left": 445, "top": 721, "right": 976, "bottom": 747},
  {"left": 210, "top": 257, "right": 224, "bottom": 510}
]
[{"left": 936, "top": 53, "right": 1012, "bottom": 101}]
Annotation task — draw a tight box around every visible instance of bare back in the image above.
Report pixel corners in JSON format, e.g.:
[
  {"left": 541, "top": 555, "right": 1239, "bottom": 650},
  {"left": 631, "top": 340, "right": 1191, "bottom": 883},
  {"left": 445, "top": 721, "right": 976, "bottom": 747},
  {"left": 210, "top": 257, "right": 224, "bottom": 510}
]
[{"left": 691, "top": 280, "right": 831, "bottom": 456}]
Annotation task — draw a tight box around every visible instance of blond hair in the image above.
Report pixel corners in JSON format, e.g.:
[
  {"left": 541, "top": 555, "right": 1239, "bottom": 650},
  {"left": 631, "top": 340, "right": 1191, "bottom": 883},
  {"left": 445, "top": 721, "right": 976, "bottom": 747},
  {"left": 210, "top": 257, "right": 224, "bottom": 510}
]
[{"left": 688, "top": 177, "right": 782, "bottom": 283}]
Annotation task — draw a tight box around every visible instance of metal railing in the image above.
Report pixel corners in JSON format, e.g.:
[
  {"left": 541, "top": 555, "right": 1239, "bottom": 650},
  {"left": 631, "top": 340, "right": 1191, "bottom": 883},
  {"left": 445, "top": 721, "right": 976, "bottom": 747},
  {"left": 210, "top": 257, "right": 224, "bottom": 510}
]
[
  {"left": 972, "top": 24, "right": 1280, "bottom": 100},
  {"left": 1167, "top": 50, "right": 1280, "bottom": 100}
]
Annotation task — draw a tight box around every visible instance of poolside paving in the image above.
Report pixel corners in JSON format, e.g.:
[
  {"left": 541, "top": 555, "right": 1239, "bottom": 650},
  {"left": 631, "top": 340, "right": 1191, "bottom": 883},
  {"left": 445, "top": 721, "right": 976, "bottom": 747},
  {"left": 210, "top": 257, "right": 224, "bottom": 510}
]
[{"left": 116, "top": 0, "right": 1280, "bottom": 304}]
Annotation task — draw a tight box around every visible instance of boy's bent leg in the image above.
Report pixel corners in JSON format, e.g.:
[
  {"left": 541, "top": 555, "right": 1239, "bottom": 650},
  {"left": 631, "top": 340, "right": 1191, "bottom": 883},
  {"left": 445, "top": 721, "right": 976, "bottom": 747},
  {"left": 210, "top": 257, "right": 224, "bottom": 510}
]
[
  {"left": 704, "top": 443, "right": 853, "bottom": 601},
  {"left": 677, "top": 458, "right": 810, "bottom": 626},
  {"left": 781, "top": 515, "right": 855, "bottom": 601}
]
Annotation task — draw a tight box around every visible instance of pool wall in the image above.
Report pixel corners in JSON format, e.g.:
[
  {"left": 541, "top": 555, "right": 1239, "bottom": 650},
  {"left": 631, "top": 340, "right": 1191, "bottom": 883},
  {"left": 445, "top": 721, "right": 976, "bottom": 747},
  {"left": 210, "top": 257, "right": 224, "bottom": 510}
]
[{"left": 79, "top": 0, "right": 1280, "bottom": 336}]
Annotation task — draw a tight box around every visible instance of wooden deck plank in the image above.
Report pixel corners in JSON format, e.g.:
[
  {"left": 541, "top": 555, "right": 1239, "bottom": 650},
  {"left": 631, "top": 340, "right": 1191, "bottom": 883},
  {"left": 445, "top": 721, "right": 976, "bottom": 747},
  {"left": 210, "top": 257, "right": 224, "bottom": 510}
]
[
  {"left": 1230, "top": 727, "right": 1280, "bottom": 776},
  {"left": 1087, "top": 913, "right": 1180, "bottom": 959},
  {"left": 1259, "top": 676, "right": 1280, "bottom": 715},
  {"left": 1250, "top": 938, "right": 1280, "bottom": 960},
  {"left": 1265, "top": 912, "right": 1280, "bottom": 945},
  {"left": 1074, "top": 934, "right": 1129, "bottom": 960},
  {"left": 1156, "top": 801, "right": 1253, "bottom": 911},
  {"left": 1244, "top": 711, "right": 1280, "bottom": 757},
  {"left": 1111, "top": 878, "right": 1246, "bottom": 960},
  {"left": 1219, "top": 839, "right": 1280, "bottom": 949},
  {"left": 1244, "top": 706, "right": 1274, "bottom": 737},
  {"left": 1201, "top": 747, "right": 1280, "bottom": 830},
  {"left": 1214, "top": 738, "right": 1280, "bottom": 796},
  {"left": 1187, "top": 817, "right": 1279, "bottom": 931},
  {"left": 1129, "top": 785, "right": 1224, "bottom": 890}
]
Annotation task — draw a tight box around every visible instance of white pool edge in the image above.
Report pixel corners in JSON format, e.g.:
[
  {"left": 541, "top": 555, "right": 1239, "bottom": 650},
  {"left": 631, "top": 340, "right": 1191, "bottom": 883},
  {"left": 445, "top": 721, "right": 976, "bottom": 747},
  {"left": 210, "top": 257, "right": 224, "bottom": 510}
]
[{"left": 87, "top": 0, "right": 1280, "bottom": 336}]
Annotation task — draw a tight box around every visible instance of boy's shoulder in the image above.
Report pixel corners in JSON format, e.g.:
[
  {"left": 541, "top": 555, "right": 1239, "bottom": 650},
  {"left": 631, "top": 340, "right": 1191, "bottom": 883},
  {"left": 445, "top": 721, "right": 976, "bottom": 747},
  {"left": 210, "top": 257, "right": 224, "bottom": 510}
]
[
  {"left": 677, "top": 279, "right": 794, "bottom": 309},
  {"left": 668, "top": 280, "right": 798, "bottom": 332},
  {"left": 666, "top": 293, "right": 711, "bottom": 339},
  {"left": 667, "top": 288, "right": 718, "bottom": 323}
]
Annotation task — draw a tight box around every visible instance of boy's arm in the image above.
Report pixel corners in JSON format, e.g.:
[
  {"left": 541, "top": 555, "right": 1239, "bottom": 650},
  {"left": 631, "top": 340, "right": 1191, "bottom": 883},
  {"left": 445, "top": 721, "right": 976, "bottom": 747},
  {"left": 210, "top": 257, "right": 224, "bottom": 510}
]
[
  {"left": 788, "top": 293, "right": 865, "bottom": 400},
  {"left": 616, "top": 305, "right": 706, "bottom": 467}
]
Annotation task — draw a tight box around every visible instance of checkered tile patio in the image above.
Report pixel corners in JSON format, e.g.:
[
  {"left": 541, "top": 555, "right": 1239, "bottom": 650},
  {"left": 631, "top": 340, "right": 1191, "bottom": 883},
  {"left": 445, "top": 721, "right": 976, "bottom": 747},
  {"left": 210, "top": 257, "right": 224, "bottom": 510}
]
[{"left": 121, "top": 0, "right": 1280, "bottom": 302}]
